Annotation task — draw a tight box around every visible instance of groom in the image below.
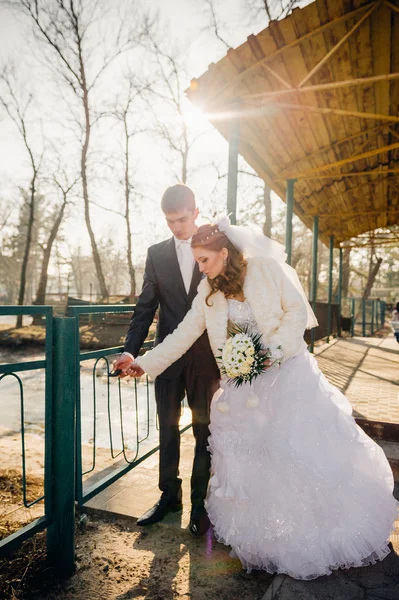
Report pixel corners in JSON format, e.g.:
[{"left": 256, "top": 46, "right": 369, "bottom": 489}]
[{"left": 114, "top": 184, "right": 220, "bottom": 535}]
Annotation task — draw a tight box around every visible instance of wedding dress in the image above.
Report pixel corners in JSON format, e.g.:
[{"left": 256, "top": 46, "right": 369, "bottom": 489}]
[{"left": 206, "top": 298, "right": 398, "bottom": 580}]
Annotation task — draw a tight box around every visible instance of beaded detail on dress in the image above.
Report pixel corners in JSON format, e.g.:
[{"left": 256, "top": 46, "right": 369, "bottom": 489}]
[{"left": 227, "top": 298, "right": 259, "bottom": 335}]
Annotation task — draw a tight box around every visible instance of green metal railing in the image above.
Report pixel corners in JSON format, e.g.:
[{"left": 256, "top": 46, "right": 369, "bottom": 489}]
[
  {"left": 0, "top": 306, "right": 53, "bottom": 555},
  {"left": 341, "top": 298, "right": 386, "bottom": 337},
  {"left": 1, "top": 303, "right": 192, "bottom": 573},
  {"left": 67, "top": 305, "right": 192, "bottom": 506}
]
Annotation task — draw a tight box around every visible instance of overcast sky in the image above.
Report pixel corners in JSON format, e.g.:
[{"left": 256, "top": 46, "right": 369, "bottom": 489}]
[{"left": 0, "top": 0, "right": 311, "bottom": 290}]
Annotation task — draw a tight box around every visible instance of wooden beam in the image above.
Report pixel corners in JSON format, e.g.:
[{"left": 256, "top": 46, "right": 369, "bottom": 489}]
[
  {"left": 298, "top": 3, "right": 380, "bottom": 88},
  {"left": 387, "top": 127, "right": 399, "bottom": 141},
  {"left": 281, "top": 142, "right": 399, "bottom": 178},
  {"left": 348, "top": 135, "right": 375, "bottom": 158},
  {"left": 299, "top": 176, "right": 386, "bottom": 217},
  {"left": 239, "top": 73, "right": 399, "bottom": 100},
  {"left": 383, "top": 0, "right": 399, "bottom": 15},
  {"left": 274, "top": 169, "right": 399, "bottom": 181},
  {"left": 344, "top": 242, "right": 398, "bottom": 248},
  {"left": 198, "top": 2, "right": 377, "bottom": 106},
  {"left": 263, "top": 64, "right": 292, "bottom": 89},
  {"left": 277, "top": 123, "right": 389, "bottom": 177},
  {"left": 252, "top": 101, "right": 399, "bottom": 123},
  {"left": 313, "top": 209, "right": 399, "bottom": 217}
]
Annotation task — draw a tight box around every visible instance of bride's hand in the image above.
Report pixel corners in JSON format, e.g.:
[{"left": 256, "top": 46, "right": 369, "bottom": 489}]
[
  {"left": 126, "top": 362, "right": 145, "bottom": 378},
  {"left": 259, "top": 350, "right": 273, "bottom": 369}
]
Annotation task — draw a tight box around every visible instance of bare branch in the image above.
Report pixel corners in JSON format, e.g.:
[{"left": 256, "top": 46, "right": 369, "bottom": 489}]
[{"left": 203, "top": 0, "right": 231, "bottom": 49}]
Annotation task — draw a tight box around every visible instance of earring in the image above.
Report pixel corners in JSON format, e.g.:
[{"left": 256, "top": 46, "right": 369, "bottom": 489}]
[{"left": 223, "top": 258, "right": 227, "bottom": 266}]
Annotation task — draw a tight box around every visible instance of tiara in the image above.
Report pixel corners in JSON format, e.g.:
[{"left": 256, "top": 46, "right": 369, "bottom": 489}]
[{"left": 202, "top": 225, "right": 220, "bottom": 242}]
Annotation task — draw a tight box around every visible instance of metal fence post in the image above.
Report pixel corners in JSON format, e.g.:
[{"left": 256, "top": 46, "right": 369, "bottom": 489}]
[
  {"left": 227, "top": 104, "right": 240, "bottom": 225},
  {"left": 338, "top": 248, "right": 343, "bottom": 336},
  {"left": 362, "top": 299, "right": 366, "bottom": 337},
  {"left": 327, "top": 235, "right": 334, "bottom": 342},
  {"left": 351, "top": 298, "right": 355, "bottom": 337},
  {"left": 47, "top": 317, "right": 76, "bottom": 576},
  {"left": 285, "top": 179, "right": 295, "bottom": 266},
  {"left": 310, "top": 216, "right": 319, "bottom": 353},
  {"left": 371, "top": 300, "right": 375, "bottom": 335}
]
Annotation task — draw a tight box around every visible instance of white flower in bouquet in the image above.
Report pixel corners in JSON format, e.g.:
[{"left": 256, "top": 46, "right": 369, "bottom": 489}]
[{"left": 217, "top": 325, "right": 283, "bottom": 388}]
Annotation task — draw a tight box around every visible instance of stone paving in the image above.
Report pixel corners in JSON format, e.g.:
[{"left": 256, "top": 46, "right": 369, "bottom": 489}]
[
  {"left": 314, "top": 336, "right": 399, "bottom": 423},
  {"left": 85, "top": 333, "right": 399, "bottom": 600}
]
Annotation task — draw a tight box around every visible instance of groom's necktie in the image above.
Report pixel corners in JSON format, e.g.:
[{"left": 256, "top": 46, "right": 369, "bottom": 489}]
[{"left": 177, "top": 240, "right": 194, "bottom": 294}]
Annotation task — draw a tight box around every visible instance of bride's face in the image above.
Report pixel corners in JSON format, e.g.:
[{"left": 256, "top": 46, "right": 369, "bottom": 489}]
[{"left": 193, "top": 246, "right": 228, "bottom": 280}]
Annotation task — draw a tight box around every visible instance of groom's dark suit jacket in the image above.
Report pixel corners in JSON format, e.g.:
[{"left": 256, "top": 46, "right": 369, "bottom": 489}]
[{"left": 124, "top": 237, "right": 218, "bottom": 379}]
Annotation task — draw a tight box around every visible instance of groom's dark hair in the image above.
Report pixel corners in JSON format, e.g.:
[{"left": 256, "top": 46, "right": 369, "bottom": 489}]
[{"left": 161, "top": 184, "right": 196, "bottom": 213}]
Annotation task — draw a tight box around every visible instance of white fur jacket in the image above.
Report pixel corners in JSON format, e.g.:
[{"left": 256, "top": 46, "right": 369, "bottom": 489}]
[{"left": 137, "top": 256, "right": 308, "bottom": 379}]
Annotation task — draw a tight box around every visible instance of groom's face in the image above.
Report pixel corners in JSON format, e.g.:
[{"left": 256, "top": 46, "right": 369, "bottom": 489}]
[{"left": 164, "top": 207, "right": 198, "bottom": 240}]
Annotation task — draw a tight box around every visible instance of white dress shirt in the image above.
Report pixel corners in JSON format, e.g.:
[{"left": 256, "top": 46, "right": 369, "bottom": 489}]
[
  {"left": 122, "top": 236, "right": 195, "bottom": 362},
  {"left": 174, "top": 236, "right": 195, "bottom": 295}
]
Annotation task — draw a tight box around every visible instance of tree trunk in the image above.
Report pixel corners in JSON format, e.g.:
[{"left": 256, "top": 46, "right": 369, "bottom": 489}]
[
  {"left": 79, "top": 45, "right": 108, "bottom": 301},
  {"left": 33, "top": 198, "right": 67, "bottom": 322},
  {"left": 124, "top": 113, "right": 136, "bottom": 301},
  {"left": 16, "top": 176, "right": 36, "bottom": 327},
  {"left": 181, "top": 145, "right": 188, "bottom": 184},
  {"left": 262, "top": 183, "right": 272, "bottom": 238},
  {"left": 362, "top": 252, "right": 382, "bottom": 300}
]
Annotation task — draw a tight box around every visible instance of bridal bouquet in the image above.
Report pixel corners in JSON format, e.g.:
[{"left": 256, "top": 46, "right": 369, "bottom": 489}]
[{"left": 218, "top": 325, "right": 283, "bottom": 388}]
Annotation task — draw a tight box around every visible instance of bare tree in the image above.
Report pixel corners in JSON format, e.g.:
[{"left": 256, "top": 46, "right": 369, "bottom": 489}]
[
  {"left": 362, "top": 238, "right": 383, "bottom": 301},
  {"left": 111, "top": 77, "right": 149, "bottom": 299},
  {"left": 142, "top": 27, "right": 202, "bottom": 184},
  {"left": 0, "top": 197, "right": 13, "bottom": 232},
  {"left": 34, "top": 172, "right": 78, "bottom": 313},
  {"left": 202, "top": 0, "right": 303, "bottom": 236},
  {"left": 0, "top": 67, "right": 42, "bottom": 326},
  {"left": 202, "top": 0, "right": 231, "bottom": 49},
  {"left": 9, "top": 0, "right": 148, "bottom": 300},
  {"left": 244, "top": 0, "right": 300, "bottom": 24}
]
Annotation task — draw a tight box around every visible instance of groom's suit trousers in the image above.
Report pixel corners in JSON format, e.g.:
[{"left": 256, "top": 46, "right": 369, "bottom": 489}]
[
  {"left": 123, "top": 236, "right": 220, "bottom": 506},
  {"left": 155, "top": 344, "right": 219, "bottom": 505}
]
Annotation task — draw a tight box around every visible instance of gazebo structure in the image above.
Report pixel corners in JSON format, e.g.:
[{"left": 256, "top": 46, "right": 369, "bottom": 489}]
[{"left": 187, "top": 0, "right": 399, "bottom": 346}]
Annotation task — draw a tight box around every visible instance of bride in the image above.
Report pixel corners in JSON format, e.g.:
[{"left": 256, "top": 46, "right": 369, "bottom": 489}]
[{"left": 129, "top": 217, "right": 398, "bottom": 580}]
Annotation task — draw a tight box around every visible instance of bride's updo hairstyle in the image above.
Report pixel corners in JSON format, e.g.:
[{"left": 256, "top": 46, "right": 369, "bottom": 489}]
[{"left": 191, "top": 224, "right": 247, "bottom": 306}]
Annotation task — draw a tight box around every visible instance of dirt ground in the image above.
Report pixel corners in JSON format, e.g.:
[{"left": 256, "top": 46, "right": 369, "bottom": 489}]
[
  {"left": 1, "top": 511, "right": 273, "bottom": 600},
  {"left": 0, "top": 427, "right": 131, "bottom": 538},
  {"left": 0, "top": 425, "right": 259, "bottom": 600},
  {"left": 0, "top": 426, "right": 272, "bottom": 600}
]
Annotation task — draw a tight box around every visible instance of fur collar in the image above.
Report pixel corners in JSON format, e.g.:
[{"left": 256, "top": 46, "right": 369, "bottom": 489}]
[{"left": 204, "top": 259, "right": 283, "bottom": 364}]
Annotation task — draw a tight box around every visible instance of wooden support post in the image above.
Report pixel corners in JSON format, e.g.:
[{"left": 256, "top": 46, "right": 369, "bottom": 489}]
[{"left": 285, "top": 179, "right": 295, "bottom": 265}]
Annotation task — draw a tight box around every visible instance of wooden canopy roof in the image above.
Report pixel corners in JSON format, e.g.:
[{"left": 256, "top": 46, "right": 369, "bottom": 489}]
[{"left": 187, "top": 0, "right": 399, "bottom": 246}]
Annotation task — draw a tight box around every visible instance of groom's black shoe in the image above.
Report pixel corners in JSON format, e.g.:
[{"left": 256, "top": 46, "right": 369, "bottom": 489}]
[
  {"left": 189, "top": 504, "right": 211, "bottom": 536},
  {"left": 136, "top": 493, "right": 182, "bottom": 526}
]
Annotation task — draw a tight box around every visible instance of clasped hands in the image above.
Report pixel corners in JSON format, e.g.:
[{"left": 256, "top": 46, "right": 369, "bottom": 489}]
[{"left": 112, "top": 354, "right": 145, "bottom": 378}]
